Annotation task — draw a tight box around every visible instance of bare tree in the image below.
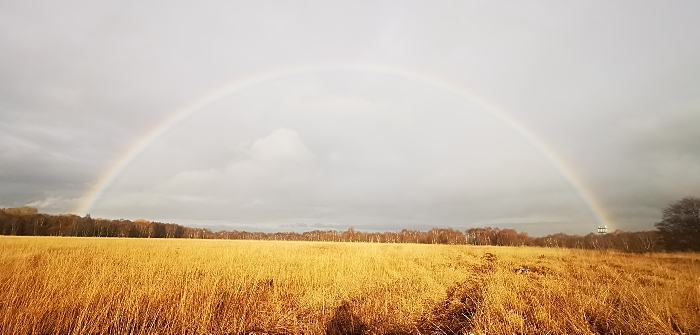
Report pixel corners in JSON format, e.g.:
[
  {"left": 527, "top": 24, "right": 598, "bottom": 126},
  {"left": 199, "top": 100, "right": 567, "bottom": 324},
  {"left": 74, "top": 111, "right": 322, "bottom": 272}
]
[{"left": 655, "top": 197, "right": 700, "bottom": 252}]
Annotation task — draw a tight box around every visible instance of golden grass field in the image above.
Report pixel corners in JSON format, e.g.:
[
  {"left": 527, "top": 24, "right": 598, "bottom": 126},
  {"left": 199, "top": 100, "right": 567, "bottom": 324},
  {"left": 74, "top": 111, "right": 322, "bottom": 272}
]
[{"left": 0, "top": 236, "right": 698, "bottom": 334}]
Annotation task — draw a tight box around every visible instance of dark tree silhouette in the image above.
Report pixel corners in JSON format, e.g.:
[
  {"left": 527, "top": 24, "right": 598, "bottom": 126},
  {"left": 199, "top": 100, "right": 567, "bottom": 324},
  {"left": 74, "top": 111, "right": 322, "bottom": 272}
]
[
  {"left": 655, "top": 197, "right": 700, "bottom": 251},
  {"left": 0, "top": 206, "right": 663, "bottom": 252}
]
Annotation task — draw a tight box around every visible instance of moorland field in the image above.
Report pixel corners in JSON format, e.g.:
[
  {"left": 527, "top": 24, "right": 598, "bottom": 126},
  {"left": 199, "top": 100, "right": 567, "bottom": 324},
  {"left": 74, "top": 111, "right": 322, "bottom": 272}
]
[{"left": 0, "top": 236, "right": 698, "bottom": 334}]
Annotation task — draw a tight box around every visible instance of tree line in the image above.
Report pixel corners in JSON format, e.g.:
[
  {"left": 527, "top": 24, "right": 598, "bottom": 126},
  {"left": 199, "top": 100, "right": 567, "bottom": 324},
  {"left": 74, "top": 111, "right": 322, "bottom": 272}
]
[{"left": 0, "top": 206, "right": 667, "bottom": 253}]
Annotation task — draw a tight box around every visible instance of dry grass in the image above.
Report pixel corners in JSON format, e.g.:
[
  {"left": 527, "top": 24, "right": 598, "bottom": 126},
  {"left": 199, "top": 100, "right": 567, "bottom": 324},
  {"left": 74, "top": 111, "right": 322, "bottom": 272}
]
[{"left": 0, "top": 236, "right": 698, "bottom": 334}]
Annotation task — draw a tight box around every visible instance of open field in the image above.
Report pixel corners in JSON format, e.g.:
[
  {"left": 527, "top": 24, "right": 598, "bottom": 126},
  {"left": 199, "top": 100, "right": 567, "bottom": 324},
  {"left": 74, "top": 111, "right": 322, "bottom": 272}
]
[{"left": 0, "top": 237, "right": 699, "bottom": 334}]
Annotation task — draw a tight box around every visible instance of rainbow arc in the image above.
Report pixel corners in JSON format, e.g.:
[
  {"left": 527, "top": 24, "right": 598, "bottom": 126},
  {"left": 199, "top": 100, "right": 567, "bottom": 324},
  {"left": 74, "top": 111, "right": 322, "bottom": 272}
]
[{"left": 75, "top": 62, "right": 612, "bottom": 229}]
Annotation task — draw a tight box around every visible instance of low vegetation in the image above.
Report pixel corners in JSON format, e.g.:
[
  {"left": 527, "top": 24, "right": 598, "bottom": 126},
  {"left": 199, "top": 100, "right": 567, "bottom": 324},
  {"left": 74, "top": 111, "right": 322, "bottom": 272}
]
[{"left": 1, "top": 236, "right": 698, "bottom": 334}]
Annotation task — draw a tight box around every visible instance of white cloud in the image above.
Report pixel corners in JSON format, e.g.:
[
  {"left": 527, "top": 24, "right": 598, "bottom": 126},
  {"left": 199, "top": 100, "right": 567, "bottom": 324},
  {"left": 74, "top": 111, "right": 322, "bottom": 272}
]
[
  {"left": 26, "top": 194, "right": 86, "bottom": 215},
  {"left": 154, "top": 128, "right": 315, "bottom": 199},
  {"left": 246, "top": 128, "right": 314, "bottom": 163},
  {"left": 155, "top": 169, "right": 219, "bottom": 194}
]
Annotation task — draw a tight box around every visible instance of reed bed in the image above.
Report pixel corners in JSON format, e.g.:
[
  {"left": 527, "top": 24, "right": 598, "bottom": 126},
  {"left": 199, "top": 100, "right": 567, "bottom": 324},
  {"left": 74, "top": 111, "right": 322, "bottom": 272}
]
[{"left": 0, "top": 236, "right": 698, "bottom": 334}]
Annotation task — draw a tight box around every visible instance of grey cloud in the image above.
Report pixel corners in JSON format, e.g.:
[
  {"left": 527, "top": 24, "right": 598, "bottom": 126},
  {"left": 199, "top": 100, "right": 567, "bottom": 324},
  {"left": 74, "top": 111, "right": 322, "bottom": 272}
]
[
  {"left": 2, "top": 0, "right": 699, "bottom": 236},
  {"left": 622, "top": 101, "right": 700, "bottom": 158}
]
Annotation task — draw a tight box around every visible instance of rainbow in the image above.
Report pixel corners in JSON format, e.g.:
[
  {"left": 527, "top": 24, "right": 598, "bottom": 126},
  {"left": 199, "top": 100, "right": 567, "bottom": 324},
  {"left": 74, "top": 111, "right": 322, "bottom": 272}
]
[{"left": 75, "top": 62, "right": 612, "bottom": 228}]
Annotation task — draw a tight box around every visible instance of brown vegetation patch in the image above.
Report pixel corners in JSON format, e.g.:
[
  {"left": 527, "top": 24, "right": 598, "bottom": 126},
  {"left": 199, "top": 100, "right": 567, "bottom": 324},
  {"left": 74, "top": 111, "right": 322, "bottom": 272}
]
[
  {"left": 416, "top": 278, "right": 486, "bottom": 334},
  {"left": 325, "top": 301, "right": 368, "bottom": 335}
]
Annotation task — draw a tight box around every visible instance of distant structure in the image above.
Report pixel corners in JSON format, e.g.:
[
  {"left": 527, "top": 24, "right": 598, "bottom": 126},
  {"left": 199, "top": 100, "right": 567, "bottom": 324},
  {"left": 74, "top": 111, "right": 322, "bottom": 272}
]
[{"left": 597, "top": 224, "right": 608, "bottom": 234}]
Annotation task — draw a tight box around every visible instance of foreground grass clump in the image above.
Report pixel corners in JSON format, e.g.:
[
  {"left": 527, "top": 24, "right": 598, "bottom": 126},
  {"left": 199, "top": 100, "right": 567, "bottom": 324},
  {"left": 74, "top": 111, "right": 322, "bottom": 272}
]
[{"left": 0, "top": 237, "right": 698, "bottom": 334}]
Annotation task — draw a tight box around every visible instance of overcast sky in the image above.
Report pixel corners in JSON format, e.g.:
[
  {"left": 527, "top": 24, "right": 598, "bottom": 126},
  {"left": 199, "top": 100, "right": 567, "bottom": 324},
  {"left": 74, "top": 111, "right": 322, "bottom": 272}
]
[{"left": 1, "top": 1, "right": 699, "bottom": 235}]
